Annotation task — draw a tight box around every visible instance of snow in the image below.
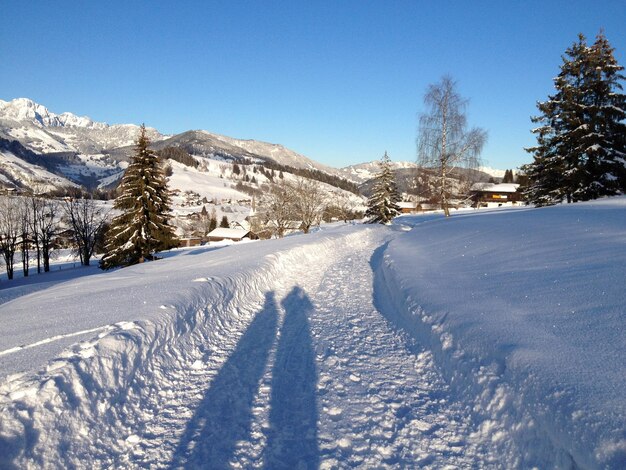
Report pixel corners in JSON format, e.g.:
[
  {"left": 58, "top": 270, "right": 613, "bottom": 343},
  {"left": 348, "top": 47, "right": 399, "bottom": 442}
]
[
  {"left": 0, "top": 149, "right": 78, "bottom": 191},
  {"left": 0, "top": 198, "right": 625, "bottom": 468},
  {"left": 382, "top": 198, "right": 626, "bottom": 468},
  {"left": 478, "top": 166, "right": 508, "bottom": 178},
  {"left": 471, "top": 182, "right": 520, "bottom": 193},
  {"left": 207, "top": 227, "right": 250, "bottom": 240}
]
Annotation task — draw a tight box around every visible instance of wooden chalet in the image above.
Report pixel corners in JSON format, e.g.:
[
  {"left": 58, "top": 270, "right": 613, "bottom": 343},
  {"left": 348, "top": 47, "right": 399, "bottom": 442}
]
[
  {"left": 397, "top": 201, "right": 418, "bottom": 214},
  {"left": 207, "top": 227, "right": 253, "bottom": 242},
  {"left": 179, "top": 236, "right": 203, "bottom": 247},
  {"left": 471, "top": 183, "right": 522, "bottom": 208}
]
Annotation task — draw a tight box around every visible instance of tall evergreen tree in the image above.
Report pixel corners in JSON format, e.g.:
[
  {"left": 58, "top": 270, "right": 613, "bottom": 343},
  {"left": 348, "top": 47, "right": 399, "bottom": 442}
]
[
  {"left": 502, "top": 169, "right": 514, "bottom": 183},
  {"left": 524, "top": 32, "right": 626, "bottom": 205},
  {"left": 365, "top": 152, "right": 401, "bottom": 224},
  {"left": 100, "top": 125, "right": 178, "bottom": 269}
]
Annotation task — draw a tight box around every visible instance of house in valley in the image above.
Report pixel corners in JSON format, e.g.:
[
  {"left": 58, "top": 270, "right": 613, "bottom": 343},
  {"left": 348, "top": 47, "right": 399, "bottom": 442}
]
[{"left": 471, "top": 183, "right": 522, "bottom": 208}]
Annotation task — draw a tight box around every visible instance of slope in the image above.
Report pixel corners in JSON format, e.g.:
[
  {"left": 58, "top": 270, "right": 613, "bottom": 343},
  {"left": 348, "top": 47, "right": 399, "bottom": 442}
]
[
  {"left": 381, "top": 198, "right": 626, "bottom": 468},
  {"left": 0, "top": 223, "right": 500, "bottom": 468}
]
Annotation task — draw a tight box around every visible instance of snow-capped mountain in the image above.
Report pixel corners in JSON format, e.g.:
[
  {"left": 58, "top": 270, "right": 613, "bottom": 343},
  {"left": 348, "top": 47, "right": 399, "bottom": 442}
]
[
  {"left": 0, "top": 98, "right": 107, "bottom": 129},
  {"left": 478, "top": 166, "right": 508, "bottom": 178},
  {"left": 0, "top": 98, "right": 363, "bottom": 201},
  {"left": 339, "top": 161, "right": 418, "bottom": 184},
  {"left": 0, "top": 98, "right": 164, "bottom": 155},
  {"left": 208, "top": 132, "right": 342, "bottom": 177},
  {"left": 0, "top": 98, "right": 505, "bottom": 195}
]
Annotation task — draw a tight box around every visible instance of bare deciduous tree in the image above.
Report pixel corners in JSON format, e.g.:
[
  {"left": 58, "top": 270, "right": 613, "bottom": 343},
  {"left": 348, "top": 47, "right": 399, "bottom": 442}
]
[
  {"left": 291, "top": 177, "right": 326, "bottom": 234},
  {"left": 0, "top": 197, "right": 20, "bottom": 280},
  {"left": 417, "top": 76, "right": 487, "bottom": 216},
  {"left": 63, "top": 196, "right": 109, "bottom": 266},
  {"left": 17, "top": 197, "right": 32, "bottom": 277},
  {"left": 257, "top": 177, "right": 328, "bottom": 237},
  {"left": 37, "top": 197, "right": 61, "bottom": 272},
  {"left": 258, "top": 180, "right": 296, "bottom": 238},
  {"left": 26, "top": 191, "right": 44, "bottom": 273}
]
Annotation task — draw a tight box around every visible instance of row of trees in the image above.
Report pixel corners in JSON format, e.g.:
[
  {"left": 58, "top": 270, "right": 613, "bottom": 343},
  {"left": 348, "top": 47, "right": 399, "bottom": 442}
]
[
  {"left": 0, "top": 193, "right": 108, "bottom": 280},
  {"left": 255, "top": 177, "right": 330, "bottom": 238},
  {"left": 523, "top": 32, "right": 626, "bottom": 205}
]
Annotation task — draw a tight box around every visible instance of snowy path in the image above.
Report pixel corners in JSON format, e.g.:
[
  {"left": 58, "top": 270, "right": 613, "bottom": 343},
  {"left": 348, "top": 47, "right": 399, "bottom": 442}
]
[{"left": 117, "top": 228, "right": 492, "bottom": 468}]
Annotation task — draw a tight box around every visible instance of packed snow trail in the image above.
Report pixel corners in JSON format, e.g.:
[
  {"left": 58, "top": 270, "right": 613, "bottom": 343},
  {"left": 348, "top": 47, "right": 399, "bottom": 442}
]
[{"left": 113, "top": 226, "right": 494, "bottom": 468}]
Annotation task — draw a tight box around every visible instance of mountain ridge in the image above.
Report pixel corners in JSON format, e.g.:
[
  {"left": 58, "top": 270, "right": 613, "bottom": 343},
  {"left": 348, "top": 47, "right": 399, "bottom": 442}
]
[{"left": 0, "top": 97, "right": 504, "bottom": 194}]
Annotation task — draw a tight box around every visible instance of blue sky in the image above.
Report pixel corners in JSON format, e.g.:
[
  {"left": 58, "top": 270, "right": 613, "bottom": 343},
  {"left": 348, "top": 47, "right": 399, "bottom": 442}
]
[{"left": 2, "top": 1, "right": 625, "bottom": 170}]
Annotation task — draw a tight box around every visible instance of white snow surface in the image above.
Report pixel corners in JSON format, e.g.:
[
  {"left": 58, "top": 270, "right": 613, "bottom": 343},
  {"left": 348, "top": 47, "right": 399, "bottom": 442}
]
[
  {"left": 0, "top": 198, "right": 624, "bottom": 469},
  {"left": 0, "top": 149, "right": 78, "bottom": 191}
]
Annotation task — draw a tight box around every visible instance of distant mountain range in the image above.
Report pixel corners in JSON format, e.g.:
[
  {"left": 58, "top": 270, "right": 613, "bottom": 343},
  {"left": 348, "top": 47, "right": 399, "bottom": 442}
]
[
  {"left": 0, "top": 98, "right": 503, "bottom": 194},
  {"left": 0, "top": 98, "right": 355, "bottom": 192}
]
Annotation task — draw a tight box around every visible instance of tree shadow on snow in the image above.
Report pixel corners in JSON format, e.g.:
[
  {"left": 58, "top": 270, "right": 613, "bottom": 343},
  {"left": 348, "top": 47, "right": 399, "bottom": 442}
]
[
  {"left": 263, "top": 286, "right": 319, "bottom": 470},
  {"left": 168, "top": 292, "right": 279, "bottom": 469}
]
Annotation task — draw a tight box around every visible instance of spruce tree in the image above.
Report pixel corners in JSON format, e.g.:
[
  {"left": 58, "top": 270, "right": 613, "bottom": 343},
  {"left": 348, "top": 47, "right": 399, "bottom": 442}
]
[
  {"left": 502, "top": 169, "right": 514, "bottom": 183},
  {"left": 100, "top": 125, "right": 178, "bottom": 269},
  {"left": 524, "top": 32, "right": 626, "bottom": 205},
  {"left": 365, "top": 152, "right": 401, "bottom": 224},
  {"left": 578, "top": 33, "right": 626, "bottom": 198}
]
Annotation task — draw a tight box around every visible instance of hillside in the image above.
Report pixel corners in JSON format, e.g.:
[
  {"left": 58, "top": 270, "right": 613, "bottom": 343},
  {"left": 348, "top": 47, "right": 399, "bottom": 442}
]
[
  {"left": 0, "top": 98, "right": 353, "bottom": 193},
  {"left": 0, "top": 199, "right": 624, "bottom": 468}
]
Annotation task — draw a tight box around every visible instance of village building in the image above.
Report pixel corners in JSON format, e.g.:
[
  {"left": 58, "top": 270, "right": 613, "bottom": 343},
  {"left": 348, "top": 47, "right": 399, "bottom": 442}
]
[
  {"left": 207, "top": 227, "right": 254, "bottom": 242},
  {"left": 471, "top": 183, "right": 522, "bottom": 208},
  {"left": 178, "top": 236, "right": 203, "bottom": 247},
  {"left": 397, "top": 201, "right": 418, "bottom": 214}
]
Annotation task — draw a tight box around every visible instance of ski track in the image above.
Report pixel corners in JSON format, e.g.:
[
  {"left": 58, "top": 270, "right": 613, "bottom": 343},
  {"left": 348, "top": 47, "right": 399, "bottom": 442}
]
[{"left": 120, "top": 229, "right": 491, "bottom": 469}]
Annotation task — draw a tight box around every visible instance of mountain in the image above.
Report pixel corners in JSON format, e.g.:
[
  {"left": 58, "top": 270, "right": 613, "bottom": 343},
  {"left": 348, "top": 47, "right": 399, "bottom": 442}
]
[
  {"left": 0, "top": 98, "right": 350, "bottom": 192},
  {"left": 0, "top": 98, "right": 505, "bottom": 201},
  {"left": 339, "top": 161, "right": 418, "bottom": 184},
  {"left": 0, "top": 138, "right": 78, "bottom": 192},
  {"left": 0, "top": 98, "right": 164, "bottom": 155}
]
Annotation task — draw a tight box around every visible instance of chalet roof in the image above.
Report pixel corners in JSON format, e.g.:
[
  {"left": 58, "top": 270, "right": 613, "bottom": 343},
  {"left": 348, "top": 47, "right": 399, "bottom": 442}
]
[
  {"left": 207, "top": 227, "right": 250, "bottom": 240},
  {"left": 231, "top": 220, "right": 251, "bottom": 231},
  {"left": 471, "top": 183, "right": 520, "bottom": 193},
  {"left": 397, "top": 201, "right": 418, "bottom": 209}
]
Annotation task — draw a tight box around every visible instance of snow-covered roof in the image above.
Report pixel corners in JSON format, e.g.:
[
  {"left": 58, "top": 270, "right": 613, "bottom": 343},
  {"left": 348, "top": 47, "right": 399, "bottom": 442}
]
[
  {"left": 397, "top": 201, "right": 418, "bottom": 209},
  {"left": 207, "top": 227, "right": 250, "bottom": 240},
  {"left": 471, "top": 183, "right": 520, "bottom": 193}
]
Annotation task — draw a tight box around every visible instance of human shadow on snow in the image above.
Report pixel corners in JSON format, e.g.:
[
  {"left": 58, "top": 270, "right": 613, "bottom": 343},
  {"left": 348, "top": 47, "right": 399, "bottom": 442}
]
[
  {"left": 263, "top": 286, "right": 319, "bottom": 470},
  {"left": 168, "top": 286, "right": 319, "bottom": 469},
  {"left": 169, "top": 292, "right": 279, "bottom": 469}
]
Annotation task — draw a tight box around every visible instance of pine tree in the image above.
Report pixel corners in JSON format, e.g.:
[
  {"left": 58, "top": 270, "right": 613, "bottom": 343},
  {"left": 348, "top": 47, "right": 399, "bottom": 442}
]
[
  {"left": 577, "top": 32, "right": 626, "bottom": 198},
  {"left": 365, "top": 152, "right": 401, "bottom": 224},
  {"left": 220, "top": 215, "right": 229, "bottom": 228},
  {"left": 100, "top": 125, "right": 178, "bottom": 269},
  {"left": 524, "top": 32, "right": 626, "bottom": 205},
  {"left": 502, "top": 169, "right": 514, "bottom": 183}
]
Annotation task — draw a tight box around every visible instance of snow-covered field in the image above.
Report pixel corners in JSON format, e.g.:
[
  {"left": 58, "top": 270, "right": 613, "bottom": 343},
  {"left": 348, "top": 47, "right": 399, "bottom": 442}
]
[{"left": 0, "top": 199, "right": 624, "bottom": 469}]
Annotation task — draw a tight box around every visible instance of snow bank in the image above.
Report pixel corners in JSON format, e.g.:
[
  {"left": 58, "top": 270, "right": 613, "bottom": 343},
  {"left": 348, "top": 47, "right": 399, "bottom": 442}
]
[
  {"left": 379, "top": 199, "right": 626, "bottom": 469},
  {"left": 0, "top": 225, "right": 368, "bottom": 468}
]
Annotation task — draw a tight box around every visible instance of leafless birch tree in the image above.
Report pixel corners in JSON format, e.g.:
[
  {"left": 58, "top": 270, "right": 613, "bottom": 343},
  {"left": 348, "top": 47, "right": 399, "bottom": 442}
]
[{"left": 417, "top": 76, "right": 487, "bottom": 216}]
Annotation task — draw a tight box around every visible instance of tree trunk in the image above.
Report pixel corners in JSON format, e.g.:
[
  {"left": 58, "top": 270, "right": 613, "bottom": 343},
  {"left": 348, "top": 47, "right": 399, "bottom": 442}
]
[
  {"left": 82, "top": 245, "right": 91, "bottom": 266},
  {"left": 21, "top": 238, "right": 29, "bottom": 277}
]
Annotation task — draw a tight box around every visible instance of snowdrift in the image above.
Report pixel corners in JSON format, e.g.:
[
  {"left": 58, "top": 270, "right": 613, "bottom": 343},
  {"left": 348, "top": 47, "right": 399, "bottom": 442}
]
[
  {"left": 0, "top": 226, "right": 368, "bottom": 468},
  {"left": 379, "top": 199, "right": 626, "bottom": 469}
]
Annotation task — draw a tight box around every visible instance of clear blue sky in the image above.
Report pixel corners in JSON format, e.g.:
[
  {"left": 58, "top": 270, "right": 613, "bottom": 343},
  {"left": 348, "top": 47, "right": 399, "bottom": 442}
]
[{"left": 2, "top": 1, "right": 625, "bottom": 170}]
